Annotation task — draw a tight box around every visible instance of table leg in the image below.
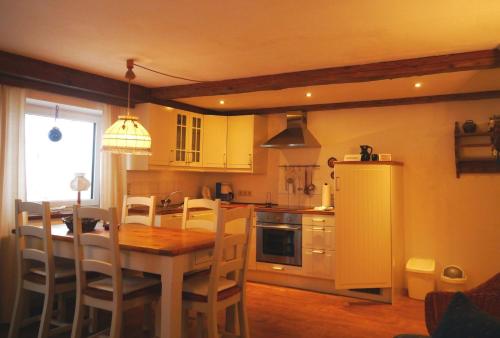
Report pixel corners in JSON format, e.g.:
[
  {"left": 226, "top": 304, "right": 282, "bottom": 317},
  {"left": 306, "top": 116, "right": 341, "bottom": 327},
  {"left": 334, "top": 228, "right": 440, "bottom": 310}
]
[{"left": 160, "top": 256, "right": 184, "bottom": 338}]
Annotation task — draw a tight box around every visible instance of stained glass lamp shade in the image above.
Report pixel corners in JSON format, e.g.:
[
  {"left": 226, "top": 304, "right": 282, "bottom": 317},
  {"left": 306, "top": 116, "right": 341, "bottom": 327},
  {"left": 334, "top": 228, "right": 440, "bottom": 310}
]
[{"left": 102, "top": 115, "right": 151, "bottom": 155}]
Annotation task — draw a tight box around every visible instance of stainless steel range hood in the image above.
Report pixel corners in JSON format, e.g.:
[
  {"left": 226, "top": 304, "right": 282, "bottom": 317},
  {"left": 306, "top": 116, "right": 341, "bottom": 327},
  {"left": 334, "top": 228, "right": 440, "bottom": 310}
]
[{"left": 261, "top": 111, "right": 321, "bottom": 148}]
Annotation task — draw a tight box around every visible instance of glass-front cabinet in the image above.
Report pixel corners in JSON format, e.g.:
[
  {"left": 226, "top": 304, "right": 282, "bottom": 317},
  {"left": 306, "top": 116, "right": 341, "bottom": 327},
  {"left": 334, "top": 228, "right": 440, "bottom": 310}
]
[{"left": 171, "top": 111, "right": 203, "bottom": 166}]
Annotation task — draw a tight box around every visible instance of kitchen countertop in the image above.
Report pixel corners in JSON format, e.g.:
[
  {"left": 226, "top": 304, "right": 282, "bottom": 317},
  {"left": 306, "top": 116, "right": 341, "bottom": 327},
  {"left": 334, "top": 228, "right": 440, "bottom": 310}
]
[{"left": 131, "top": 203, "right": 334, "bottom": 216}]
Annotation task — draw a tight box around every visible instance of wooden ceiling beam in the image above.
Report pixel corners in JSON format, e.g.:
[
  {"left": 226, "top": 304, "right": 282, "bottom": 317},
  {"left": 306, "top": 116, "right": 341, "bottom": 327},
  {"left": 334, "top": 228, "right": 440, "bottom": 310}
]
[
  {"left": 224, "top": 90, "right": 500, "bottom": 115},
  {"left": 148, "top": 97, "right": 223, "bottom": 115},
  {"left": 0, "top": 50, "right": 216, "bottom": 113},
  {"left": 151, "top": 48, "right": 500, "bottom": 99},
  {"left": 0, "top": 50, "right": 149, "bottom": 102}
]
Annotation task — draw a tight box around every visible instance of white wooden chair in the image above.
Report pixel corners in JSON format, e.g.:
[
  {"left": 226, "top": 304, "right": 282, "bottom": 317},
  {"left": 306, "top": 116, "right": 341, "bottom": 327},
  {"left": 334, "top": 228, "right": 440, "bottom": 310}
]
[
  {"left": 8, "top": 199, "right": 75, "bottom": 338},
  {"left": 182, "top": 205, "right": 254, "bottom": 338},
  {"left": 181, "top": 197, "right": 220, "bottom": 232},
  {"left": 71, "top": 205, "right": 161, "bottom": 338},
  {"left": 121, "top": 195, "right": 157, "bottom": 226}
]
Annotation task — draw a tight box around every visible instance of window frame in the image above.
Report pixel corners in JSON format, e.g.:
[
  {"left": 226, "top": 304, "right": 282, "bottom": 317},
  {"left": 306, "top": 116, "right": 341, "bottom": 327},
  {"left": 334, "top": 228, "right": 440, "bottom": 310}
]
[{"left": 24, "top": 99, "right": 102, "bottom": 207}]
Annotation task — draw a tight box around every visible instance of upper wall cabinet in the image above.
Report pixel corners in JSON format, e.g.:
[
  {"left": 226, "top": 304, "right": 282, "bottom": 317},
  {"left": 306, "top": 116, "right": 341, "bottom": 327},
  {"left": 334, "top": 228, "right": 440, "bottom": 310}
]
[
  {"left": 133, "top": 103, "right": 267, "bottom": 173},
  {"left": 202, "top": 114, "right": 267, "bottom": 173},
  {"left": 170, "top": 111, "right": 203, "bottom": 167},
  {"left": 202, "top": 115, "right": 227, "bottom": 168}
]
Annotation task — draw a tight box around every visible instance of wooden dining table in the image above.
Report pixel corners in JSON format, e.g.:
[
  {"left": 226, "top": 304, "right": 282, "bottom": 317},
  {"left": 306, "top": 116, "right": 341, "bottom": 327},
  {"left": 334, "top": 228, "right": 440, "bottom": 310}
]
[{"left": 49, "top": 222, "right": 216, "bottom": 338}]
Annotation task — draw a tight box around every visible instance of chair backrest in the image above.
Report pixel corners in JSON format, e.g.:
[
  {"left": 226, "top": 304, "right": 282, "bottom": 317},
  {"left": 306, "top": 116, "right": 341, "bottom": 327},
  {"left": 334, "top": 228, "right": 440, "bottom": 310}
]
[
  {"left": 73, "top": 205, "right": 122, "bottom": 304},
  {"left": 181, "top": 197, "right": 220, "bottom": 231},
  {"left": 14, "top": 199, "right": 55, "bottom": 285},
  {"left": 208, "top": 205, "right": 254, "bottom": 304},
  {"left": 121, "top": 195, "right": 157, "bottom": 226}
]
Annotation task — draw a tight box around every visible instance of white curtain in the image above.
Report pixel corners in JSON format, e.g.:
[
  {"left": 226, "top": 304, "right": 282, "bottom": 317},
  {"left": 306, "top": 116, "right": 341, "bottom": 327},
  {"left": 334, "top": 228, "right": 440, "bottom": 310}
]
[
  {"left": 100, "top": 104, "right": 127, "bottom": 216},
  {"left": 0, "top": 85, "right": 26, "bottom": 323}
]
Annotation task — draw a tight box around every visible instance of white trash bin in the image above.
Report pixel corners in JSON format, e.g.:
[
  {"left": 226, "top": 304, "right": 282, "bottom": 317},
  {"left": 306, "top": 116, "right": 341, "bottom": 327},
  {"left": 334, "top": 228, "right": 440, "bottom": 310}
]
[
  {"left": 441, "top": 265, "right": 467, "bottom": 292},
  {"left": 406, "top": 258, "right": 435, "bottom": 300}
]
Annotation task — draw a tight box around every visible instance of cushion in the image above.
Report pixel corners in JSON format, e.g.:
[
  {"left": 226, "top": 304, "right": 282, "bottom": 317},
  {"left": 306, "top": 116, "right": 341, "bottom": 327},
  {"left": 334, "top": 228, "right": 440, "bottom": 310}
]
[
  {"left": 182, "top": 272, "right": 240, "bottom": 302},
  {"left": 85, "top": 276, "right": 161, "bottom": 301},
  {"left": 88, "top": 276, "right": 160, "bottom": 294},
  {"left": 432, "top": 292, "right": 500, "bottom": 338}
]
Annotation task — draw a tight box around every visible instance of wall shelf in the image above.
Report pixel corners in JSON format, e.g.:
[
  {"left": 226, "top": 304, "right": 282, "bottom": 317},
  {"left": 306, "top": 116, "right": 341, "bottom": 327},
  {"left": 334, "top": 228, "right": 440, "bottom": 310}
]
[{"left": 454, "top": 122, "right": 500, "bottom": 178}]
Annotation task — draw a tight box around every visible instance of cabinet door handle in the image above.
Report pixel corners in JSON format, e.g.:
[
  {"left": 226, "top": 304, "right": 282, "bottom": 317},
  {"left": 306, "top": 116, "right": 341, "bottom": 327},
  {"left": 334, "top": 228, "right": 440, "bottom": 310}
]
[
  {"left": 312, "top": 218, "right": 325, "bottom": 223},
  {"left": 312, "top": 249, "right": 325, "bottom": 254},
  {"left": 271, "top": 266, "right": 284, "bottom": 271},
  {"left": 312, "top": 227, "right": 325, "bottom": 231}
]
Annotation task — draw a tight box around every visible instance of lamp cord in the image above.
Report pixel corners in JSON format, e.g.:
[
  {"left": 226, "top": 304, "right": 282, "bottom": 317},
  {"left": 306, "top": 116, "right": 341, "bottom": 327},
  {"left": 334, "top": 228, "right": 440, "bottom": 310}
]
[{"left": 133, "top": 63, "right": 206, "bottom": 83}]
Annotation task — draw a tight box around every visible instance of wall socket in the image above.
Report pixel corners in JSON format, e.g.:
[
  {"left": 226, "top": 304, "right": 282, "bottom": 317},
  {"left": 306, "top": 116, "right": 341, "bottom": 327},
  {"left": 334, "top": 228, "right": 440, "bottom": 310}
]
[{"left": 238, "top": 190, "right": 252, "bottom": 197}]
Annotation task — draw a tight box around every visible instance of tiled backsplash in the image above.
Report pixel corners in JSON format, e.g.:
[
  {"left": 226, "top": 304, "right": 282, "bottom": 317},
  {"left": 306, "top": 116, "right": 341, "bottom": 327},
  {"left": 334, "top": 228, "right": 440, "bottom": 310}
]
[{"left": 127, "top": 170, "right": 203, "bottom": 205}]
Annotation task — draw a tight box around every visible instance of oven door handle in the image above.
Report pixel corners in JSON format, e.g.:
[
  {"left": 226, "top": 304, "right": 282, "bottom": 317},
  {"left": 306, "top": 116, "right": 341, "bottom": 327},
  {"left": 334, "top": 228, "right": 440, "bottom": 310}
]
[{"left": 255, "top": 224, "right": 301, "bottom": 231}]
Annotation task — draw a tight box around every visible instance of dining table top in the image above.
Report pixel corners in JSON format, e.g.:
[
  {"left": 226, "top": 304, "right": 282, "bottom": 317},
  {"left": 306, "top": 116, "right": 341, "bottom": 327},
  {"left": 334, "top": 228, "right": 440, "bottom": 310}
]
[{"left": 50, "top": 223, "right": 216, "bottom": 257}]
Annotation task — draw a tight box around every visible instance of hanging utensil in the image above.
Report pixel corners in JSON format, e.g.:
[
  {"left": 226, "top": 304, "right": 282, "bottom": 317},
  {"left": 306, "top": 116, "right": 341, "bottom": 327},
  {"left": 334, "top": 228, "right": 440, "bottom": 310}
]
[
  {"left": 48, "top": 105, "right": 62, "bottom": 142},
  {"left": 304, "top": 168, "right": 309, "bottom": 195},
  {"left": 306, "top": 167, "right": 316, "bottom": 194}
]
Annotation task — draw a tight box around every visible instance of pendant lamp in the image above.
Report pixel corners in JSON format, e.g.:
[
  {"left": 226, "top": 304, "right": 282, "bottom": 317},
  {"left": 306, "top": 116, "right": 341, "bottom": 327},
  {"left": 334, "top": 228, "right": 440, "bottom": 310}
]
[{"left": 102, "top": 59, "right": 152, "bottom": 155}]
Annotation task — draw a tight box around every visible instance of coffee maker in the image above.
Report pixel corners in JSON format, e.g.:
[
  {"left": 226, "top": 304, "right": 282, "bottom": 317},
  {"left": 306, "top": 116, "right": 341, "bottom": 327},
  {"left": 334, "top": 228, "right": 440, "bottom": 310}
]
[{"left": 215, "top": 182, "right": 234, "bottom": 202}]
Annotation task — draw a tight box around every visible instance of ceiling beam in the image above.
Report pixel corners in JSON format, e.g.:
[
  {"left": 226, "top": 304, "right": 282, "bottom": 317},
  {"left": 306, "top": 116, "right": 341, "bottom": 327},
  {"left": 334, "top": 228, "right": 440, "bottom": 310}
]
[
  {"left": 148, "top": 97, "right": 223, "bottom": 115},
  {"left": 0, "top": 73, "right": 131, "bottom": 107},
  {"left": 0, "top": 50, "right": 149, "bottom": 102},
  {"left": 0, "top": 50, "right": 216, "bottom": 113},
  {"left": 151, "top": 48, "right": 500, "bottom": 99},
  {"left": 224, "top": 90, "right": 500, "bottom": 115}
]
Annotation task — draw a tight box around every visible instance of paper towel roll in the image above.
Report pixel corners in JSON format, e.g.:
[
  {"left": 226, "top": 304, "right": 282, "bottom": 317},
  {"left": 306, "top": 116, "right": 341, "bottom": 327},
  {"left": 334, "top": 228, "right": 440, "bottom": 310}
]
[{"left": 321, "top": 183, "right": 331, "bottom": 207}]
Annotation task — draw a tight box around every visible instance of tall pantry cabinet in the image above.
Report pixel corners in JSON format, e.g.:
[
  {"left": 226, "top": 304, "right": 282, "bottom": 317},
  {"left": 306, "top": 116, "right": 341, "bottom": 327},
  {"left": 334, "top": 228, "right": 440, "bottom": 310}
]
[{"left": 334, "top": 162, "right": 404, "bottom": 301}]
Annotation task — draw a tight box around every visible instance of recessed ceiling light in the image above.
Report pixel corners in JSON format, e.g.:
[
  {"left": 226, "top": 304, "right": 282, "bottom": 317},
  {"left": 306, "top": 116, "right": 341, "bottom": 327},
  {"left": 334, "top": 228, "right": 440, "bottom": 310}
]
[
  {"left": 219, "top": 100, "right": 225, "bottom": 105},
  {"left": 306, "top": 92, "right": 312, "bottom": 97},
  {"left": 414, "top": 82, "right": 422, "bottom": 88},
  {"left": 165, "top": 106, "right": 173, "bottom": 110}
]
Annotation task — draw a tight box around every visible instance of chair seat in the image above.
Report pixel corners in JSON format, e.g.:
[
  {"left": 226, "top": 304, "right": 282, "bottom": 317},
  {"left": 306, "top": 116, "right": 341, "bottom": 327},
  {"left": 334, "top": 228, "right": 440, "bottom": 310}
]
[
  {"left": 31, "top": 264, "right": 75, "bottom": 279},
  {"left": 25, "top": 265, "right": 76, "bottom": 284},
  {"left": 84, "top": 276, "right": 161, "bottom": 301},
  {"left": 182, "top": 273, "right": 241, "bottom": 303}
]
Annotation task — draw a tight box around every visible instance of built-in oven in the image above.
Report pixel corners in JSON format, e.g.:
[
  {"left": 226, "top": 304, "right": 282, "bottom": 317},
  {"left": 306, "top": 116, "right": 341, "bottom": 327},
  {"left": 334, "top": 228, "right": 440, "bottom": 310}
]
[{"left": 256, "top": 211, "right": 302, "bottom": 266}]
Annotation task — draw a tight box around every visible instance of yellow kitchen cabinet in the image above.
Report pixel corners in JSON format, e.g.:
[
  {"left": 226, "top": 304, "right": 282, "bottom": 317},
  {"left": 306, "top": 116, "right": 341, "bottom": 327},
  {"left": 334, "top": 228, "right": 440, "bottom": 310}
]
[
  {"left": 303, "top": 249, "right": 335, "bottom": 279},
  {"left": 334, "top": 162, "right": 404, "bottom": 297},
  {"left": 170, "top": 110, "right": 203, "bottom": 167},
  {"left": 132, "top": 103, "right": 176, "bottom": 167},
  {"left": 202, "top": 115, "right": 227, "bottom": 168},
  {"left": 133, "top": 103, "right": 203, "bottom": 168},
  {"left": 226, "top": 115, "right": 267, "bottom": 172}
]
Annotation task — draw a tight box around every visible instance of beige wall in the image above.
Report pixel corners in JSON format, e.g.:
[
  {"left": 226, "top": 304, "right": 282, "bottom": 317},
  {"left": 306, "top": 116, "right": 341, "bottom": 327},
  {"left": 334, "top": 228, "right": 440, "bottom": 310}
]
[
  {"left": 128, "top": 99, "right": 500, "bottom": 289},
  {"left": 298, "top": 99, "right": 500, "bottom": 289}
]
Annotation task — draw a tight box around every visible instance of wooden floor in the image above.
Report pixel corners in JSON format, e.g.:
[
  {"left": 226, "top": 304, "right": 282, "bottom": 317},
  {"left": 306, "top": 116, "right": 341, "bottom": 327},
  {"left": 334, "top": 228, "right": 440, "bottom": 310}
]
[{"left": 0, "top": 282, "right": 428, "bottom": 338}]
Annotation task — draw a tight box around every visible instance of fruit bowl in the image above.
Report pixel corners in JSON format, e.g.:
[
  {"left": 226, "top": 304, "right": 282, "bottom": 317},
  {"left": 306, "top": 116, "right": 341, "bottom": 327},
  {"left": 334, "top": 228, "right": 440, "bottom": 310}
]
[{"left": 62, "top": 216, "right": 99, "bottom": 233}]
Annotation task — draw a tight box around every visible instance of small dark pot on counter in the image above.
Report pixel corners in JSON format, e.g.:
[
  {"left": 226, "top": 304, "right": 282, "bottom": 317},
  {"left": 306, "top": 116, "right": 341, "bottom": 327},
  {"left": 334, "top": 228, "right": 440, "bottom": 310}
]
[
  {"left": 371, "top": 154, "right": 379, "bottom": 161},
  {"left": 62, "top": 216, "right": 99, "bottom": 233},
  {"left": 462, "top": 120, "right": 477, "bottom": 134},
  {"left": 360, "top": 145, "right": 373, "bottom": 161}
]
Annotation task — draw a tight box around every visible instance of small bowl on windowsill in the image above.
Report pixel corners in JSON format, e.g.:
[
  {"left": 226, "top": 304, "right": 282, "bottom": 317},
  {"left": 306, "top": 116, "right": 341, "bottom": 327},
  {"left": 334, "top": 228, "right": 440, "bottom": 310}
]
[{"left": 62, "top": 216, "right": 99, "bottom": 233}]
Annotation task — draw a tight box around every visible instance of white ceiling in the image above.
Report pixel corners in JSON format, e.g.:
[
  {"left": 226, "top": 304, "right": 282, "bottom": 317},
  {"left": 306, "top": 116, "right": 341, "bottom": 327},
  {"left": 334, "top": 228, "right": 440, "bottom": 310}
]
[{"left": 1, "top": 0, "right": 499, "bottom": 108}]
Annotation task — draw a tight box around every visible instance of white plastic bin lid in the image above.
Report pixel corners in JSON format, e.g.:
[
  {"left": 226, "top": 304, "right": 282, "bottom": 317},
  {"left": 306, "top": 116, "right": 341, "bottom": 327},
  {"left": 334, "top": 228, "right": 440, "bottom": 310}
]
[{"left": 406, "top": 258, "right": 435, "bottom": 274}]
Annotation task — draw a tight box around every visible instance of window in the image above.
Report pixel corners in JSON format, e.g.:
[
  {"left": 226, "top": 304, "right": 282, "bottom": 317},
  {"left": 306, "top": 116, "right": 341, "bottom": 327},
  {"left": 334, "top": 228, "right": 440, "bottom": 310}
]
[{"left": 24, "top": 99, "right": 101, "bottom": 206}]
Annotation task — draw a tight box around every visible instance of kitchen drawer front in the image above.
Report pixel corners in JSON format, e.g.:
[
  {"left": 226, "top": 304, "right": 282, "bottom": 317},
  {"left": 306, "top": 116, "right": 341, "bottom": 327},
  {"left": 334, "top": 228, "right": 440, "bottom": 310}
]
[
  {"left": 303, "top": 249, "right": 335, "bottom": 280},
  {"left": 189, "top": 210, "right": 214, "bottom": 221},
  {"left": 194, "top": 248, "right": 213, "bottom": 266},
  {"left": 255, "top": 262, "right": 303, "bottom": 276},
  {"left": 158, "top": 213, "right": 183, "bottom": 229},
  {"left": 302, "top": 214, "right": 335, "bottom": 227},
  {"left": 302, "top": 225, "right": 335, "bottom": 250}
]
